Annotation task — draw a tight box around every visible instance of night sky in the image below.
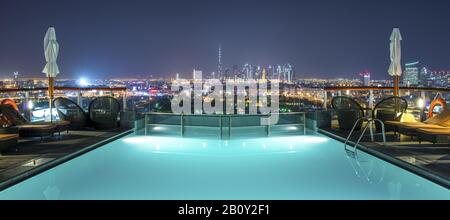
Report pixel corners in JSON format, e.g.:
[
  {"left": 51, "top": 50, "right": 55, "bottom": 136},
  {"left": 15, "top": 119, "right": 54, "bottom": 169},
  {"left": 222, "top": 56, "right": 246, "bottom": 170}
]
[{"left": 0, "top": 0, "right": 449, "bottom": 79}]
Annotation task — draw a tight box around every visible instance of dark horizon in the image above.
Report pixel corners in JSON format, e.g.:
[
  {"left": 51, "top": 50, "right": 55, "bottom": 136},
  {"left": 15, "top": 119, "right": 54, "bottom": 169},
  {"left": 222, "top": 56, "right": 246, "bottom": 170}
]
[{"left": 1, "top": 0, "right": 449, "bottom": 80}]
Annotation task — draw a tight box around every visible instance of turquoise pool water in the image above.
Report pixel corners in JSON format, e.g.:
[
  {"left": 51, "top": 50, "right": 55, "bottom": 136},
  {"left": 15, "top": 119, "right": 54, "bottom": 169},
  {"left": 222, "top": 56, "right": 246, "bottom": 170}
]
[{"left": 0, "top": 132, "right": 448, "bottom": 199}]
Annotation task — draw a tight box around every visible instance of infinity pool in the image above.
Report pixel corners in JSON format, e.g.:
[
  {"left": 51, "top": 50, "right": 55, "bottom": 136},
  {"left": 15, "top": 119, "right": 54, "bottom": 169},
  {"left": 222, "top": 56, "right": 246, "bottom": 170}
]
[{"left": 0, "top": 132, "right": 448, "bottom": 199}]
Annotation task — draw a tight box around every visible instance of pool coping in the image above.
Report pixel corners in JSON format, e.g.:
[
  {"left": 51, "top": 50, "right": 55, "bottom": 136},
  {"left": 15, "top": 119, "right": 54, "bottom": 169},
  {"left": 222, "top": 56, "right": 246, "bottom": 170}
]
[
  {"left": 318, "top": 128, "right": 450, "bottom": 189},
  {"left": 0, "top": 129, "right": 134, "bottom": 192}
]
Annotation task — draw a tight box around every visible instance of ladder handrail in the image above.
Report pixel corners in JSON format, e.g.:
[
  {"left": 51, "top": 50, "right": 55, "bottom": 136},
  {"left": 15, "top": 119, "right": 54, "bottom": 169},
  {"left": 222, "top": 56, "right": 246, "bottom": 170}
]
[
  {"left": 344, "top": 116, "right": 368, "bottom": 149},
  {"left": 344, "top": 117, "right": 386, "bottom": 156}
]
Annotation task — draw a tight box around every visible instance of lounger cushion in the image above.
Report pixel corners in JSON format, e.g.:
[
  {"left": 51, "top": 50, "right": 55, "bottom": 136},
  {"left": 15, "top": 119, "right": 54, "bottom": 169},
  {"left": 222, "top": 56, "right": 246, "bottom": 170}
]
[
  {"left": 399, "top": 123, "right": 446, "bottom": 129},
  {"left": 396, "top": 123, "right": 448, "bottom": 137},
  {"left": 16, "top": 124, "right": 56, "bottom": 137},
  {"left": 424, "top": 109, "right": 450, "bottom": 125},
  {"left": 437, "top": 118, "right": 450, "bottom": 127},
  {"left": 416, "top": 128, "right": 450, "bottom": 135},
  {"left": 385, "top": 121, "right": 424, "bottom": 126}
]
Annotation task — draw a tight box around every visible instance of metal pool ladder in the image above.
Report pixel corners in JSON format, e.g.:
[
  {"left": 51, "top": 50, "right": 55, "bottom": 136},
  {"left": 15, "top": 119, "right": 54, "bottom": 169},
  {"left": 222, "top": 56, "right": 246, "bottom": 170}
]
[{"left": 344, "top": 117, "right": 386, "bottom": 157}]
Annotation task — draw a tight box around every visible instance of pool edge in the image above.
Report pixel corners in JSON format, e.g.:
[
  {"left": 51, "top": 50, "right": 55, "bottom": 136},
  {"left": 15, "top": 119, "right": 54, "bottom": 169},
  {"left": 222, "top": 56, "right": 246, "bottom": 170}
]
[{"left": 318, "top": 128, "right": 450, "bottom": 189}]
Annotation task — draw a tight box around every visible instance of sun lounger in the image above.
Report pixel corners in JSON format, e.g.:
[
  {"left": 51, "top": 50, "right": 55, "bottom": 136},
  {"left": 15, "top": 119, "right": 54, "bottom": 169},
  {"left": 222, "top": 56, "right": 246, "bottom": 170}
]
[
  {"left": 416, "top": 128, "right": 450, "bottom": 144},
  {"left": 0, "top": 104, "right": 70, "bottom": 135},
  {"left": 385, "top": 109, "right": 450, "bottom": 136}
]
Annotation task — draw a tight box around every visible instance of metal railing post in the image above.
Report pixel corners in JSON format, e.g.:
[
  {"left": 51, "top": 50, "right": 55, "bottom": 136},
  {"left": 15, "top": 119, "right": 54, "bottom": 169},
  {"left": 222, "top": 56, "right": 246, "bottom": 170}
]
[
  {"left": 219, "top": 116, "right": 223, "bottom": 139},
  {"left": 123, "top": 90, "right": 127, "bottom": 111},
  {"left": 323, "top": 90, "right": 327, "bottom": 110},
  {"left": 25, "top": 91, "right": 31, "bottom": 121},
  {"left": 228, "top": 115, "right": 231, "bottom": 139},
  {"left": 145, "top": 114, "right": 148, "bottom": 136},
  {"left": 77, "top": 91, "right": 82, "bottom": 106},
  {"left": 181, "top": 113, "right": 184, "bottom": 137},
  {"left": 303, "top": 113, "right": 306, "bottom": 135}
]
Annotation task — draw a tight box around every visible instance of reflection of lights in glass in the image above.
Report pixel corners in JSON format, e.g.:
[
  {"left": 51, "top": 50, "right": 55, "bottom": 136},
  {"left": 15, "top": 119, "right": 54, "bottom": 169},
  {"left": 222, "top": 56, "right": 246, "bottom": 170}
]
[
  {"left": 153, "top": 126, "right": 164, "bottom": 131},
  {"left": 417, "top": 98, "right": 425, "bottom": 109},
  {"left": 28, "top": 100, "right": 33, "bottom": 109},
  {"left": 287, "top": 126, "right": 298, "bottom": 131},
  {"left": 346, "top": 90, "right": 350, "bottom": 95}
]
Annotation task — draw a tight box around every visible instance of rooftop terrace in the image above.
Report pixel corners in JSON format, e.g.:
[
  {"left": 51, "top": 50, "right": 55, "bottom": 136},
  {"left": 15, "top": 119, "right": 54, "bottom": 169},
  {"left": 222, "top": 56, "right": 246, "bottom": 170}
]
[{"left": 0, "top": 85, "right": 449, "bottom": 192}]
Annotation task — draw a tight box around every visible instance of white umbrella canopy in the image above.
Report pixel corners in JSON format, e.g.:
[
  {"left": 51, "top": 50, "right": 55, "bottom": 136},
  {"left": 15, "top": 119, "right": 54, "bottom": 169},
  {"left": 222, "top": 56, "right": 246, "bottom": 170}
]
[
  {"left": 43, "top": 26, "right": 60, "bottom": 77},
  {"left": 388, "top": 27, "right": 402, "bottom": 96},
  {"left": 388, "top": 28, "right": 402, "bottom": 77},
  {"left": 42, "top": 26, "right": 60, "bottom": 122}
]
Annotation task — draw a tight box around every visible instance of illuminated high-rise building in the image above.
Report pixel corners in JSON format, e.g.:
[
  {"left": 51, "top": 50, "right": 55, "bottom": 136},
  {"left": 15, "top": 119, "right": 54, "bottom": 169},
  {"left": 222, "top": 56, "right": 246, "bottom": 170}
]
[
  {"left": 403, "top": 61, "right": 420, "bottom": 86},
  {"left": 261, "top": 68, "right": 267, "bottom": 80},
  {"left": 13, "top": 71, "right": 19, "bottom": 80},
  {"left": 218, "top": 44, "right": 222, "bottom": 79},
  {"left": 419, "top": 67, "right": 430, "bottom": 86},
  {"left": 359, "top": 69, "right": 371, "bottom": 86},
  {"left": 193, "top": 69, "right": 202, "bottom": 80},
  {"left": 243, "top": 63, "right": 252, "bottom": 79},
  {"left": 276, "top": 65, "right": 282, "bottom": 80},
  {"left": 282, "top": 63, "right": 294, "bottom": 82}
]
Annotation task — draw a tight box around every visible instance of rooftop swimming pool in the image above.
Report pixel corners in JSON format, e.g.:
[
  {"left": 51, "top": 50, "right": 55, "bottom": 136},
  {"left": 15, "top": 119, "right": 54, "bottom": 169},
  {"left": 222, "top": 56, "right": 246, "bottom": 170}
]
[{"left": 0, "top": 131, "right": 449, "bottom": 199}]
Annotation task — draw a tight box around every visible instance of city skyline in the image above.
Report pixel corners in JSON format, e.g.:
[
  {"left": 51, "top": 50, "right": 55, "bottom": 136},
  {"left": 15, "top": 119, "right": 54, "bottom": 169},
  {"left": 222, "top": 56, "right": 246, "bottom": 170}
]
[{"left": 1, "top": 0, "right": 450, "bottom": 79}]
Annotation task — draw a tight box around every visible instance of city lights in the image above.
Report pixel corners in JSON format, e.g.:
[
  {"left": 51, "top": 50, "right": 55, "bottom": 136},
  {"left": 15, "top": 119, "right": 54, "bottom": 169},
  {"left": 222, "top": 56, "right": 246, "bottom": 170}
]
[{"left": 78, "top": 78, "right": 88, "bottom": 87}]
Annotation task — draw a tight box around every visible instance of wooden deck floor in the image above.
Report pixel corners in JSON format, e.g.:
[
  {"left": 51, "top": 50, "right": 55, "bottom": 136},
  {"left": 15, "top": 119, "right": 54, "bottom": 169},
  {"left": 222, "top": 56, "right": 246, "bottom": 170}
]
[{"left": 0, "top": 128, "right": 131, "bottom": 186}]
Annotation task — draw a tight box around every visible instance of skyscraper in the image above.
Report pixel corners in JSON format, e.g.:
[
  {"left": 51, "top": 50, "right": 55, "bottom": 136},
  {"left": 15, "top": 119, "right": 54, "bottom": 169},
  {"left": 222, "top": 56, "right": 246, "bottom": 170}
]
[
  {"left": 282, "top": 63, "right": 294, "bottom": 82},
  {"left": 403, "top": 61, "right": 420, "bottom": 86},
  {"left": 218, "top": 44, "right": 222, "bottom": 79},
  {"left": 243, "top": 63, "right": 252, "bottom": 79},
  {"left": 359, "top": 69, "right": 371, "bottom": 86},
  {"left": 193, "top": 69, "right": 202, "bottom": 80},
  {"left": 13, "top": 71, "right": 19, "bottom": 80},
  {"left": 419, "top": 66, "right": 430, "bottom": 86}
]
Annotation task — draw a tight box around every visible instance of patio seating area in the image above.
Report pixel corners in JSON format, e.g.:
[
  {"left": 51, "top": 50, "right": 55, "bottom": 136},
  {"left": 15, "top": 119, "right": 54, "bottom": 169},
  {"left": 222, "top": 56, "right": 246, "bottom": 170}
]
[{"left": 322, "top": 92, "right": 450, "bottom": 183}]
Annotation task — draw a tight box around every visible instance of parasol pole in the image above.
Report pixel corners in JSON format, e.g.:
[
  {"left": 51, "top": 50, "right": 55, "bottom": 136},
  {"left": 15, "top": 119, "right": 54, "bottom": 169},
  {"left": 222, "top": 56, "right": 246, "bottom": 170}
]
[
  {"left": 394, "top": 75, "right": 399, "bottom": 96},
  {"left": 48, "top": 76, "right": 54, "bottom": 122}
]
